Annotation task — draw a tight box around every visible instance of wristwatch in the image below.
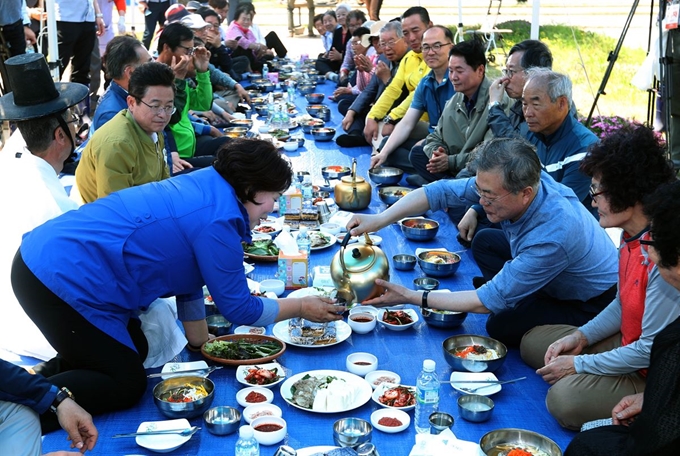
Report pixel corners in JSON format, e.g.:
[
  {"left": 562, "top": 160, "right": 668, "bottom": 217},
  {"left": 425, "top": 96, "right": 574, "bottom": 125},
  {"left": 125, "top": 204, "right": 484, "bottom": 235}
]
[
  {"left": 382, "top": 115, "right": 398, "bottom": 125},
  {"left": 421, "top": 290, "right": 430, "bottom": 310},
  {"left": 50, "top": 387, "right": 74, "bottom": 414},
  {"left": 488, "top": 101, "right": 501, "bottom": 111}
]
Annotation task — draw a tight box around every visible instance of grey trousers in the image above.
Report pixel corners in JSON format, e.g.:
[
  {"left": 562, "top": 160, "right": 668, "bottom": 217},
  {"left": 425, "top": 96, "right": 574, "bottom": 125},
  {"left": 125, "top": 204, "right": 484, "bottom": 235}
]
[
  {"left": 521, "top": 324, "right": 647, "bottom": 430},
  {"left": 0, "top": 401, "right": 42, "bottom": 456}
]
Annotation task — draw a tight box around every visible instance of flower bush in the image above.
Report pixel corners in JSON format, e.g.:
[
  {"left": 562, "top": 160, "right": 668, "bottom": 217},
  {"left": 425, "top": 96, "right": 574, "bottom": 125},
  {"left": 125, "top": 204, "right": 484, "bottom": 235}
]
[{"left": 581, "top": 115, "right": 644, "bottom": 141}]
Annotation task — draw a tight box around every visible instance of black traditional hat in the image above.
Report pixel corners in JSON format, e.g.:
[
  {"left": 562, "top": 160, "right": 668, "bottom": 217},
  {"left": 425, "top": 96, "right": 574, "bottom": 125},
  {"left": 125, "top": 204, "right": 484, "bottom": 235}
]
[{"left": 0, "top": 53, "right": 88, "bottom": 121}]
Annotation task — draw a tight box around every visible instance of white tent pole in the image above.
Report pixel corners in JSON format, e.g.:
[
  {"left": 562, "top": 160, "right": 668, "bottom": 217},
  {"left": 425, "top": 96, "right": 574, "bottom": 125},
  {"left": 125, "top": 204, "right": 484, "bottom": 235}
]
[
  {"left": 44, "top": 0, "right": 59, "bottom": 82},
  {"left": 531, "top": 0, "right": 540, "bottom": 40}
]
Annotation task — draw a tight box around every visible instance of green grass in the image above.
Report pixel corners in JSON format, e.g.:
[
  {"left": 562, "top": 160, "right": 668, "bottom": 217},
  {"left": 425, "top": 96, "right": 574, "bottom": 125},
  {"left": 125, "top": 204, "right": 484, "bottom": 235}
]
[{"left": 466, "top": 21, "right": 650, "bottom": 122}]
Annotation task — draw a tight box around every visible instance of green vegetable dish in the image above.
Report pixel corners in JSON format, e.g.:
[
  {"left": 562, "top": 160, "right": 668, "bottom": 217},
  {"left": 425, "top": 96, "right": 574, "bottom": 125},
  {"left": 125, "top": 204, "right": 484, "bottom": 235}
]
[
  {"left": 203, "top": 339, "right": 283, "bottom": 360},
  {"left": 243, "top": 240, "right": 280, "bottom": 256}
]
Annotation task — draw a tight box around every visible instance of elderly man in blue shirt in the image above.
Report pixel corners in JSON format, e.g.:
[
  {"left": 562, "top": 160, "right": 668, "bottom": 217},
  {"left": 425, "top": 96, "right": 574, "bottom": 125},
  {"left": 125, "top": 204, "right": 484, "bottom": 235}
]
[
  {"left": 370, "top": 25, "right": 456, "bottom": 175},
  {"left": 348, "top": 137, "right": 618, "bottom": 346}
]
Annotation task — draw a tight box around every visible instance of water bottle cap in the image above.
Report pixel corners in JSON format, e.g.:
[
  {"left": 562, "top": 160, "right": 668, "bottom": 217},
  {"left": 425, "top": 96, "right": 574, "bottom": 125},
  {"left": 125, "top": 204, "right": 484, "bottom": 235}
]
[
  {"left": 239, "top": 425, "right": 254, "bottom": 439},
  {"left": 299, "top": 226, "right": 309, "bottom": 234},
  {"left": 423, "top": 359, "right": 435, "bottom": 371}
]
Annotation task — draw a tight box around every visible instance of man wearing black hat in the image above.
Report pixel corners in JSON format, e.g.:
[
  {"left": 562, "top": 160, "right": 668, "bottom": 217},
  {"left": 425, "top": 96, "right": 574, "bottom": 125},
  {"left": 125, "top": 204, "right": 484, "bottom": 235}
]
[{"left": 0, "top": 53, "right": 98, "bottom": 452}]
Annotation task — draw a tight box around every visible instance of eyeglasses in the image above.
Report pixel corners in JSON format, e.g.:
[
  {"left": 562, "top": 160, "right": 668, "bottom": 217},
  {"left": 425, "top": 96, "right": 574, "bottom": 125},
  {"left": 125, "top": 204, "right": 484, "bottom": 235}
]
[
  {"left": 206, "top": 23, "right": 220, "bottom": 31},
  {"left": 421, "top": 42, "right": 453, "bottom": 54},
  {"left": 176, "top": 44, "right": 196, "bottom": 56},
  {"left": 475, "top": 184, "right": 513, "bottom": 206},
  {"left": 137, "top": 99, "right": 176, "bottom": 116},
  {"left": 66, "top": 112, "right": 80, "bottom": 125},
  {"left": 639, "top": 239, "right": 655, "bottom": 248},
  {"left": 589, "top": 184, "right": 607, "bottom": 201},
  {"left": 502, "top": 68, "right": 520, "bottom": 78},
  {"left": 350, "top": 40, "right": 362, "bottom": 46},
  {"left": 378, "top": 37, "right": 403, "bottom": 48}
]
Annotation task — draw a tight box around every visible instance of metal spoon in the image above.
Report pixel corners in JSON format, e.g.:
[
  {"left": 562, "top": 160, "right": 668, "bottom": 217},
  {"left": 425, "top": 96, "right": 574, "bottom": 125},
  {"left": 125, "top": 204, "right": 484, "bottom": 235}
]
[
  {"left": 443, "top": 376, "right": 527, "bottom": 393},
  {"left": 147, "top": 366, "right": 221, "bottom": 379},
  {"left": 112, "top": 426, "right": 200, "bottom": 438}
]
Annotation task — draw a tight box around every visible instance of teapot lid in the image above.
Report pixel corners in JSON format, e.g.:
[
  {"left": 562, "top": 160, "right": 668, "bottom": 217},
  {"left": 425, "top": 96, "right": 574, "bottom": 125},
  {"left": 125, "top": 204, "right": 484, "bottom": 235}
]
[
  {"left": 341, "top": 243, "right": 380, "bottom": 272},
  {"left": 340, "top": 175, "right": 366, "bottom": 184}
]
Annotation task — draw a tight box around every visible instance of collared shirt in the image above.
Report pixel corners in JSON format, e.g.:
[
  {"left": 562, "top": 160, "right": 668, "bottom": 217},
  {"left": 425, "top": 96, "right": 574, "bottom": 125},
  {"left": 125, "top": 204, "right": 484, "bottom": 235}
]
[
  {"left": 21, "top": 167, "right": 279, "bottom": 351},
  {"left": 0, "top": 0, "right": 23, "bottom": 26},
  {"left": 424, "top": 170, "right": 619, "bottom": 314},
  {"left": 321, "top": 31, "right": 333, "bottom": 53},
  {"left": 521, "top": 113, "right": 598, "bottom": 209},
  {"left": 54, "top": 0, "right": 95, "bottom": 22},
  {"left": 411, "top": 69, "right": 455, "bottom": 129}
]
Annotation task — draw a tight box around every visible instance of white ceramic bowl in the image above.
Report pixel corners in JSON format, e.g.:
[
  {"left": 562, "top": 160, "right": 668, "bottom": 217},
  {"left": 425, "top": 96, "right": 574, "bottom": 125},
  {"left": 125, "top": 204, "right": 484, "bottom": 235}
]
[
  {"left": 345, "top": 352, "right": 378, "bottom": 377},
  {"left": 259, "top": 279, "right": 285, "bottom": 297},
  {"left": 251, "top": 233, "right": 272, "bottom": 242},
  {"left": 377, "top": 308, "right": 419, "bottom": 331},
  {"left": 370, "top": 408, "right": 410, "bottom": 433},
  {"left": 320, "top": 222, "right": 342, "bottom": 236},
  {"left": 364, "top": 370, "right": 401, "bottom": 390},
  {"left": 236, "top": 386, "right": 274, "bottom": 408},
  {"left": 349, "top": 305, "right": 379, "bottom": 318},
  {"left": 251, "top": 416, "right": 287, "bottom": 446},
  {"left": 135, "top": 419, "right": 192, "bottom": 453},
  {"left": 347, "top": 313, "right": 377, "bottom": 334},
  {"left": 236, "top": 363, "right": 286, "bottom": 388},
  {"left": 233, "top": 325, "right": 266, "bottom": 335},
  {"left": 283, "top": 140, "right": 298, "bottom": 152},
  {"left": 243, "top": 403, "right": 283, "bottom": 424}
]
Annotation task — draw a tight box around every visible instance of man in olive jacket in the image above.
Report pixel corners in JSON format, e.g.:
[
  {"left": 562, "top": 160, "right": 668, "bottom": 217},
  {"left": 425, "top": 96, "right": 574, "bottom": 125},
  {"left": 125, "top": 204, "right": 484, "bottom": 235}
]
[{"left": 410, "top": 40, "right": 509, "bottom": 184}]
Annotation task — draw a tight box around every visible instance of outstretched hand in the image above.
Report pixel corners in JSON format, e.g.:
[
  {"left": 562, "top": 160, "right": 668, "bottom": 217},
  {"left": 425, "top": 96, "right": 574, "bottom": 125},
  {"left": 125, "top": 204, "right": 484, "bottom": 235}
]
[
  {"left": 56, "top": 398, "right": 98, "bottom": 453},
  {"left": 361, "top": 279, "right": 413, "bottom": 308}
]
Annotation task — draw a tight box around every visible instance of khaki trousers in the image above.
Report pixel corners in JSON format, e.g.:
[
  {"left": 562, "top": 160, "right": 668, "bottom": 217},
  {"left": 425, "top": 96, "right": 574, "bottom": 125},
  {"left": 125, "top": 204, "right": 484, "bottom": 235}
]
[{"left": 521, "top": 324, "right": 647, "bottom": 430}]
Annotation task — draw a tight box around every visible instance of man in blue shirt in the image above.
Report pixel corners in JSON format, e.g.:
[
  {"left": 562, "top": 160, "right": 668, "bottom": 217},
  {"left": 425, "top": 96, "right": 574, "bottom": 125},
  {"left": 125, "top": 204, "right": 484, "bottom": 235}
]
[
  {"left": 370, "top": 25, "right": 455, "bottom": 175},
  {"left": 347, "top": 137, "right": 618, "bottom": 346}
]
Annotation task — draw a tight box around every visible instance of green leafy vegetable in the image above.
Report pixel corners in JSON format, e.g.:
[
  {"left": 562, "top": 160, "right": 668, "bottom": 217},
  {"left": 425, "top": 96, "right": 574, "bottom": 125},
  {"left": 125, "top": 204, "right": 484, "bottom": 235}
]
[
  {"left": 204, "top": 339, "right": 283, "bottom": 360},
  {"left": 243, "top": 240, "right": 280, "bottom": 256}
]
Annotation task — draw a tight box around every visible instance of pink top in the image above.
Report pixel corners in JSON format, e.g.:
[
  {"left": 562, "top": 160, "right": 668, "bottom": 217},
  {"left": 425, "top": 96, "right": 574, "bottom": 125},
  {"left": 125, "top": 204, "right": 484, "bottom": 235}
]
[{"left": 225, "top": 21, "right": 258, "bottom": 57}]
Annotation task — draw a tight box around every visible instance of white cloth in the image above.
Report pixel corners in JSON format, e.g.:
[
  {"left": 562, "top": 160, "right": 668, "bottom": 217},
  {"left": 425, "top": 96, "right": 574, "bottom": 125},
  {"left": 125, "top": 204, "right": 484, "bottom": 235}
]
[
  {"left": 0, "top": 134, "right": 77, "bottom": 361},
  {"left": 139, "top": 297, "right": 188, "bottom": 369}
]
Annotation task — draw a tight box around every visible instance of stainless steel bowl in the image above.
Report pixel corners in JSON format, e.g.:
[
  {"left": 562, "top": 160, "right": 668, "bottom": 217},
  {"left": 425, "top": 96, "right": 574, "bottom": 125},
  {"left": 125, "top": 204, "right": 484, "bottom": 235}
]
[
  {"left": 378, "top": 186, "right": 411, "bottom": 205},
  {"left": 332, "top": 417, "right": 372, "bottom": 448},
  {"left": 422, "top": 308, "right": 467, "bottom": 328},
  {"left": 368, "top": 167, "right": 404, "bottom": 186},
  {"left": 392, "top": 254, "right": 417, "bottom": 271},
  {"left": 254, "top": 105, "right": 269, "bottom": 117},
  {"left": 442, "top": 334, "right": 507, "bottom": 372},
  {"left": 458, "top": 395, "right": 494, "bottom": 423},
  {"left": 306, "top": 104, "right": 327, "bottom": 117},
  {"left": 301, "top": 119, "right": 325, "bottom": 133},
  {"left": 413, "top": 277, "right": 440, "bottom": 290},
  {"left": 400, "top": 218, "right": 439, "bottom": 241},
  {"left": 224, "top": 126, "right": 250, "bottom": 138},
  {"left": 305, "top": 93, "right": 325, "bottom": 104},
  {"left": 250, "top": 78, "right": 269, "bottom": 85},
  {"left": 321, "top": 165, "right": 351, "bottom": 180},
  {"left": 417, "top": 250, "right": 461, "bottom": 277},
  {"left": 228, "top": 119, "right": 253, "bottom": 128},
  {"left": 153, "top": 376, "right": 215, "bottom": 419},
  {"left": 311, "top": 127, "right": 336, "bottom": 142},
  {"left": 204, "top": 406, "right": 241, "bottom": 435},
  {"left": 206, "top": 314, "right": 232, "bottom": 336},
  {"left": 298, "top": 83, "right": 317, "bottom": 95},
  {"left": 256, "top": 82, "right": 275, "bottom": 93},
  {"left": 479, "top": 428, "right": 563, "bottom": 456}
]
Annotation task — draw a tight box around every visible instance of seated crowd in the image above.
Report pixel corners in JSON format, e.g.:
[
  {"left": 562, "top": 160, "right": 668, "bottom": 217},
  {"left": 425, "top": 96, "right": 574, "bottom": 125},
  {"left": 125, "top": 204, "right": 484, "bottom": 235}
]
[{"left": 1, "top": 3, "right": 679, "bottom": 456}]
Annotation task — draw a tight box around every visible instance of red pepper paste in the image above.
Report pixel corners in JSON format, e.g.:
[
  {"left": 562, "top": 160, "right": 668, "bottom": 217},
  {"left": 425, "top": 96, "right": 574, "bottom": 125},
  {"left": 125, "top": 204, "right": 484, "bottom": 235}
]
[
  {"left": 245, "top": 391, "right": 267, "bottom": 403},
  {"left": 378, "top": 416, "right": 403, "bottom": 427},
  {"left": 254, "top": 423, "right": 283, "bottom": 432},
  {"left": 354, "top": 361, "right": 371, "bottom": 365}
]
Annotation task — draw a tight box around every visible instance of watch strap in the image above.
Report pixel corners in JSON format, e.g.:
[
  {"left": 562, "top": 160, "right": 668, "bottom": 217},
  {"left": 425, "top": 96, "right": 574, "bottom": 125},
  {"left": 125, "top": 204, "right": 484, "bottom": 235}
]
[
  {"left": 50, "top": 387, "right": 74, "bottom": 413},
  {"left": 421, "top": 290, "right": 430, "bottom": 310}
]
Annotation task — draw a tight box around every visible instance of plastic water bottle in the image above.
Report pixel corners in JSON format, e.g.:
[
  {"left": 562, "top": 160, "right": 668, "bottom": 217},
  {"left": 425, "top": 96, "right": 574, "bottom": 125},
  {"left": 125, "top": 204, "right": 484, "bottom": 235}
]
[
  {"left": 287, "top": 80, "right": 296, "bottom": 103},
  {"left": 266, "top": 93, "right": 275, "bottom": 123},
  {"left": 297, "top": 226, "right": 312, "bottom": 255},
  {"left": 262, "top": 64, "right": 269, "bottom": 80},
  {"left": 25, "top": 41, "right": 34, "bottom": 53},
  {"left": 301, "top": 174, "right": 313, "bottom": 201},
  {"left": 414, "top": 359, "right": 440, "bottom": 434},
  {"left": 235, "top": 425, "right": 259, "bottom": 456}
]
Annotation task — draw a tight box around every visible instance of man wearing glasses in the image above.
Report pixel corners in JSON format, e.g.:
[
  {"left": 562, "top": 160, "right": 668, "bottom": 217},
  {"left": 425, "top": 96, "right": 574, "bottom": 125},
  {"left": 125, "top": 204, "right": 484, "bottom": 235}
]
[
  {"left": 347, "top": 137, "right": 618, "bottom": 347},
  {"left": 76, "top": 62, "right": 175, "bottom": 203},
  {"left": 487, "top": 39, "right": 553, "bottom": 138},
  {"left": 370, "top": 25, "right": 456, "bottom": 174},
  {"left": 363, "top": 6, "right": 432, "bottom": 146}
]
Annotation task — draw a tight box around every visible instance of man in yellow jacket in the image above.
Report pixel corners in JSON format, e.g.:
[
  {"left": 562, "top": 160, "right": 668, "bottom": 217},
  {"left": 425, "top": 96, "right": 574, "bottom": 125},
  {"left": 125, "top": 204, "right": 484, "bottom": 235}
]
[{"left": 362, "top": 6, "right": 432, "bottom": 146}]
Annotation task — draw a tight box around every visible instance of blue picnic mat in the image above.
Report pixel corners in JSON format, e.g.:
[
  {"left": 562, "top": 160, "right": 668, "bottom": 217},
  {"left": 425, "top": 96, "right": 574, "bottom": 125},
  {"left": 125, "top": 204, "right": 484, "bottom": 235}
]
[{"left": 38, "top": 74, "right": 577, "bottom": 454}]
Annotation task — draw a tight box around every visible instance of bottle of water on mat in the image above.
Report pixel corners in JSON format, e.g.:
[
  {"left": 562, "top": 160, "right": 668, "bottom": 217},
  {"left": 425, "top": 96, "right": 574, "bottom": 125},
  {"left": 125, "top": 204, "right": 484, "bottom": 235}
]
[
  {"left": 235, "top": 425, "right": 259, "bottom": 456},
  {"left": 301, "top": 174, "right": 313, "bottom": 200},
  {"left": 262, "top": 64, "right": 269, "bottom": 80},
  {"left": 414, "top": 359, "right": 440, "bottom": 434},
  {"left": 297, "top": 226, "right": 311, "bottom": 256}
]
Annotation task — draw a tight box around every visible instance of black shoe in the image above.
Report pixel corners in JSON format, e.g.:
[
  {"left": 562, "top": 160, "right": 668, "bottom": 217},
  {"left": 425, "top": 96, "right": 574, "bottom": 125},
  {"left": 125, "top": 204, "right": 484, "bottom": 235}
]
[
  {"left": 406, "top": 174, "right": 428, "bottom": 187},
  {"left": 336, "top": 133, "right": 368, "bottom": 148},
  {"left": 472, "top": 276, "right": 487, "bottom": 289}
]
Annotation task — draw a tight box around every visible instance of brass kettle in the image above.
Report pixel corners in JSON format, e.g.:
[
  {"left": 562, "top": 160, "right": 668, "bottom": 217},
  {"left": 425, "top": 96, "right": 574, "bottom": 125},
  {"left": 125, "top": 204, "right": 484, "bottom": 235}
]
[
  {"left": 334, "top": 158, "right": 371, "bottom": 211},
  {"left": 330, "top": 233, "right": 390, "bottom": 305}
]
